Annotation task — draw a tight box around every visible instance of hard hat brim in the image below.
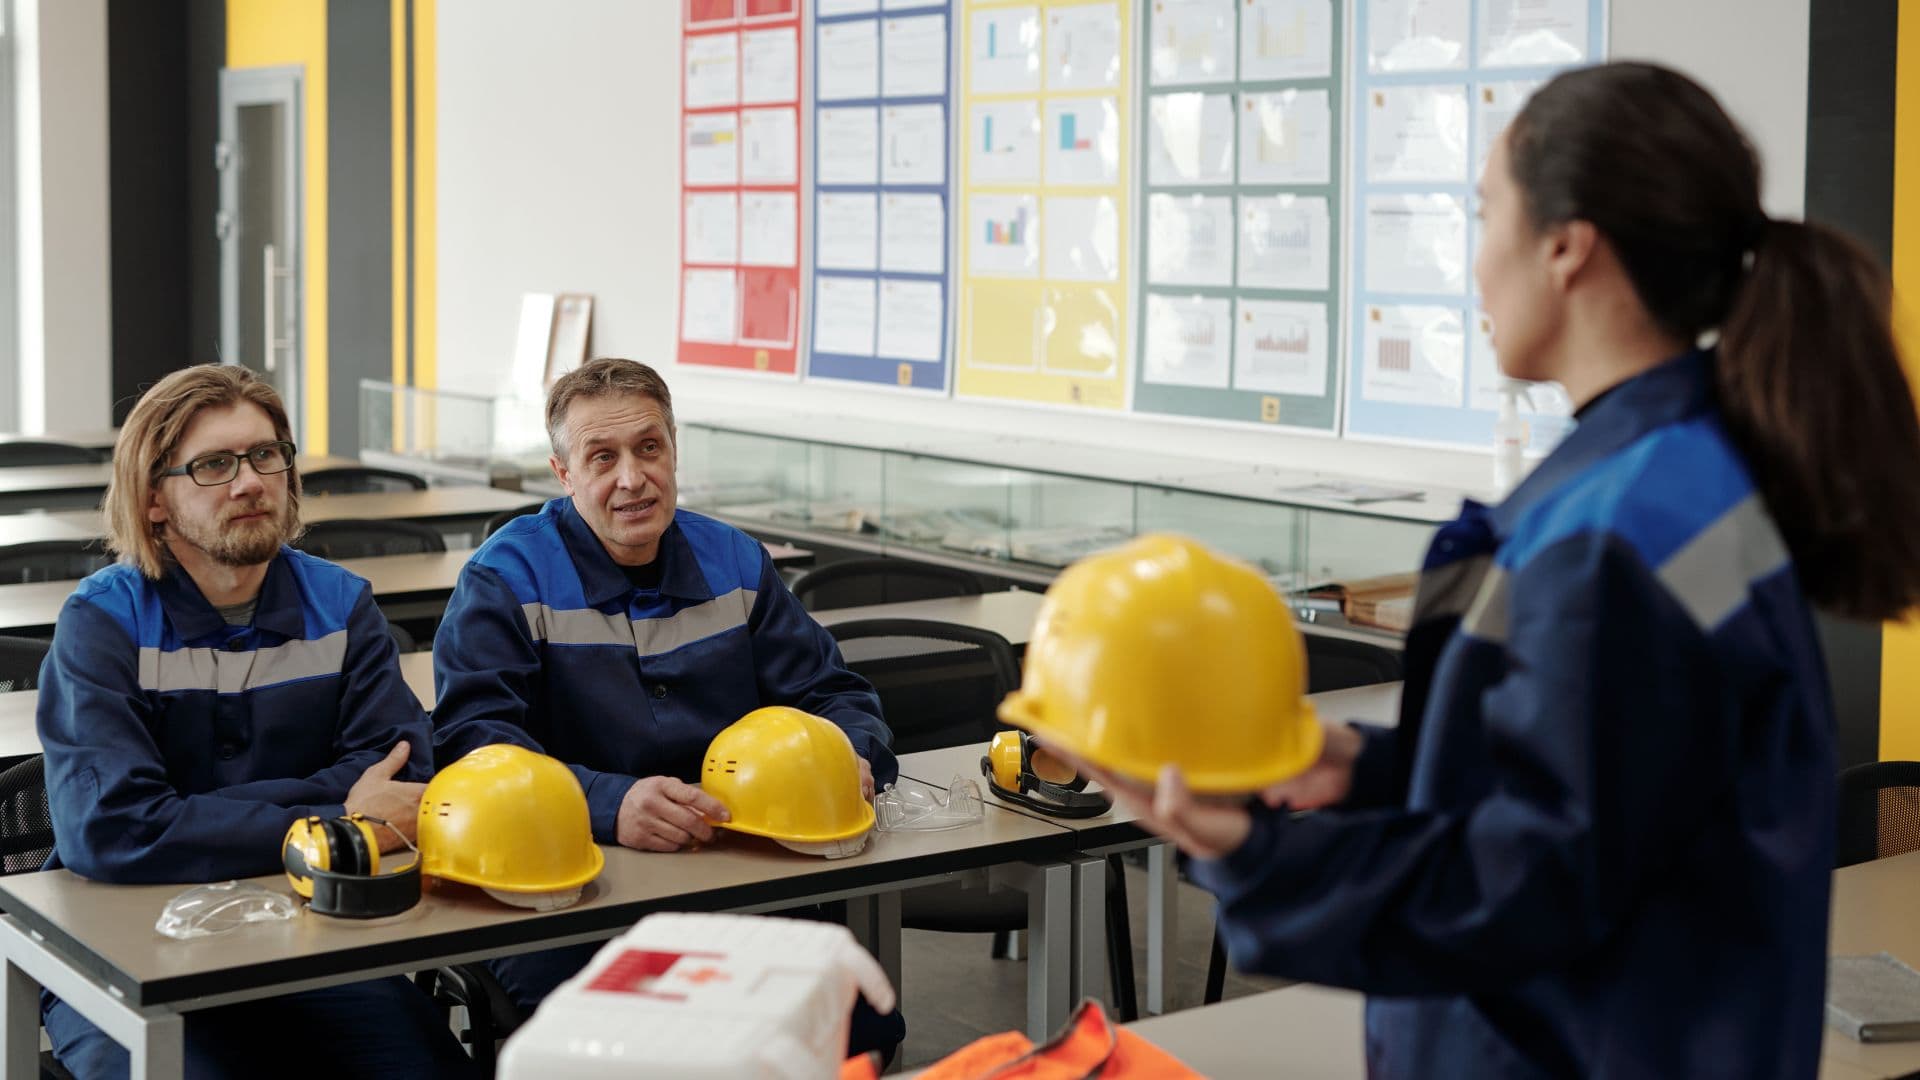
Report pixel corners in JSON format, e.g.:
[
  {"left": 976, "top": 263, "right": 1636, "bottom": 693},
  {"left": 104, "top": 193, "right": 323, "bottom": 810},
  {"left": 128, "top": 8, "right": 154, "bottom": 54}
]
[
  {"left": 713, "top": 801, "right": 878, "bottom": 846},
  {"left": 998, "top": 699, "right": 1327, "bottom": 796},
  {"left": 426, "top": 841, "right": 606, "bottom": 895}
]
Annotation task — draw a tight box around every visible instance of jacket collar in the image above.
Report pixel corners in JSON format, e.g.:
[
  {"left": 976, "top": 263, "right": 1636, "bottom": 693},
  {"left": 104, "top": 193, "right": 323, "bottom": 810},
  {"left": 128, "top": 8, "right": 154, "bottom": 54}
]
[
  {"left": 552, "top": 497, "right": 714, "bottom": 606},
  {"left": 155, "top": 547, "right": 307, "bottom": 642},
  {"left": 1488, "top": 349, "right": 1717, "bottom": 534}
]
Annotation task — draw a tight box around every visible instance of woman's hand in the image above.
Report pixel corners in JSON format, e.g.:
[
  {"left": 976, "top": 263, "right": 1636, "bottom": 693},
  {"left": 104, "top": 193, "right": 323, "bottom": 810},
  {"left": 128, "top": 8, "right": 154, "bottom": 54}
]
[{"left": 1059, "top": 718, "right": 1367, "bottom": 861}]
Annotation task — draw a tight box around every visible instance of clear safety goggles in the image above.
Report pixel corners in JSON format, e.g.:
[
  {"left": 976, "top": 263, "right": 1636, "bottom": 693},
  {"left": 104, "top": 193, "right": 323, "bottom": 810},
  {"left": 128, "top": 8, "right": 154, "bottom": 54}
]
[
  {"left": 875, "top": 775, "right": 985, "bottom": 833},
  {"left": 156, "top": 881, "right": 300, "bottom": 940}
]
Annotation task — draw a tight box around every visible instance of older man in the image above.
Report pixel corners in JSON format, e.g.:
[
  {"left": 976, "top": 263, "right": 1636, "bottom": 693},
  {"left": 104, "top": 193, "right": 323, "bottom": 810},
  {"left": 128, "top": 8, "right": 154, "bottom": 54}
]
[
  {"left": 36, "top": 364, "right": 473, "bottom": 1078},
  {"left": 432, "top": 358, "right": 902, "bottom": 1054}
]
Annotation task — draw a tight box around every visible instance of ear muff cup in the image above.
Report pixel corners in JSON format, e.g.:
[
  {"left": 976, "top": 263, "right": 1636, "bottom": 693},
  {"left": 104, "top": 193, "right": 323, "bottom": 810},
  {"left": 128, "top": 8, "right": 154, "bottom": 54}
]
[
  {"left": 283, "top": 814, "right": 420, "bottom": 920},
  {"left": 980, "top": 731, "right": 1111, "bottom": 819}
]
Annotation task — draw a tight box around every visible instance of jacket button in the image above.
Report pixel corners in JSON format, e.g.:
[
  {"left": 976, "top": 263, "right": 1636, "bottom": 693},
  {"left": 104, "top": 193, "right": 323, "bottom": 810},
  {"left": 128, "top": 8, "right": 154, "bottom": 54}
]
[
  {"left": 224, "top": 638, "right": 247, "bottom": 653},
  {"left": 217, "top": 743, "right": 239, "bottom": 760},
  {"left": 651, "top": 683, "right": 668, "bottom": 700}
]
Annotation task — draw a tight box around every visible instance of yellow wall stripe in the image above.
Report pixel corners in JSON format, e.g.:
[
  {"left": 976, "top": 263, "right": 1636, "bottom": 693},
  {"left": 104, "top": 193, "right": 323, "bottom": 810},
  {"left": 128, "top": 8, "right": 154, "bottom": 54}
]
[
  {"left": 391, "top": 0, "right": 408, "bottom": 401},
  {"left": 412, "top": 0, "right": 437, "bottom": 392},
  {"left": 227, "top": 0, "right": 330, "bottom": 455},
  {"left": 1884, "top": 1, "right": 1920, "bottom": 760}
]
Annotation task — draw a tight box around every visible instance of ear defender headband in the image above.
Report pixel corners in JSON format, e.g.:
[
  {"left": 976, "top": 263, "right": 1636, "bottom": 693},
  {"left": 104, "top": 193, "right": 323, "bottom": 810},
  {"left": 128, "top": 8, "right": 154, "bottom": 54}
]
[
  {"left": 282, "top": 814, "right": 421, "bottom": 919},
  {"left": 980, "top": 731, "right": 1111, "bottom": 819}
]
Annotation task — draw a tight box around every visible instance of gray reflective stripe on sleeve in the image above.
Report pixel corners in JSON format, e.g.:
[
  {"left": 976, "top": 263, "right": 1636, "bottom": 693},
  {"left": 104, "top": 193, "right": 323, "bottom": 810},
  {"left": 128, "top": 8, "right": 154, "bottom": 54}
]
[
  {"left": 522, "top": 588, "right": 758, "bottom": 656},
  {"left": 1411, "top": 555, "right": 1492, "bottom": 627},
  {"left": 1656, "top": 494, "right": 1790, "bottom": 631},
  {"left": 138, "top": 629, "right": 349, "bottom": 694},
  {"left": 1460, "top": 565, "right": 1511, "bottom": 643}
]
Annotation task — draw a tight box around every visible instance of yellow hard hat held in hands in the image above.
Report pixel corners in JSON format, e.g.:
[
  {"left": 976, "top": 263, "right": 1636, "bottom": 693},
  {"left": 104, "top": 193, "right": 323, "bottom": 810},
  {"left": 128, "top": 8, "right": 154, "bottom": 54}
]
[
  {"left": 702, "top": 707, "right": 876, "bottom": 858},
  {"left": 998, "top": 533, "right": 1323, "bottom": 793}
]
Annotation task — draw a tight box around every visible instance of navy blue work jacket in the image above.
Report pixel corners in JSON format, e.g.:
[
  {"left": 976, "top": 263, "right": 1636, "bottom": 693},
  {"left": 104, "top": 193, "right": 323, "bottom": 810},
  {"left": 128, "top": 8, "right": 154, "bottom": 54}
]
[
  {"left": 1193, "top": 351, "right": 1835, "bottom": 1078},
  {"left": 431, "top": 500, "right": 896, "bottom": 842},
  {"left": 37, "top": 550, "right": 434, "bottom": 883}
]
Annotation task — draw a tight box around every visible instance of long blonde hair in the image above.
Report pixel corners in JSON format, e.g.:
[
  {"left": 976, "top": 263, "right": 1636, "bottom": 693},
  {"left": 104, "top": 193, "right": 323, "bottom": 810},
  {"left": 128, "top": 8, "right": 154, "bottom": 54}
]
[{"left": 105, "top": 365, "right": 302, "bottom": 579}]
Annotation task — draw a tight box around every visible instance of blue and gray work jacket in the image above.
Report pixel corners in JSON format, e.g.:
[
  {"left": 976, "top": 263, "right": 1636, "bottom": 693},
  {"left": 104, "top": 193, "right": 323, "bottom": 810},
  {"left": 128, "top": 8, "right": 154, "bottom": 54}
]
[
  {"left": 431, "top": 501, "right": 896, "bottom": 842},
  {"left": 37, "top": 550, "right": 434, "bottom": 883},
  {"left": 1193, "top": 351, "right": 1835, "bottom": 1077}
]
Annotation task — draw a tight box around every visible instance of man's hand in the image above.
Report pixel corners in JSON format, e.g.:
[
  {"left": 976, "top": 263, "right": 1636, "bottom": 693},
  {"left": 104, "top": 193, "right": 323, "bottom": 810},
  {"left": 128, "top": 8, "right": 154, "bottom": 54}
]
[
  {"left": 344, "top": 741, "right": 427, "bottom": 852},
  {"left": 858, "top": 756, "right": 874, "bottom": 801},
  {"left": 617, "top": 776, "right": 732, "bottom": 852}
]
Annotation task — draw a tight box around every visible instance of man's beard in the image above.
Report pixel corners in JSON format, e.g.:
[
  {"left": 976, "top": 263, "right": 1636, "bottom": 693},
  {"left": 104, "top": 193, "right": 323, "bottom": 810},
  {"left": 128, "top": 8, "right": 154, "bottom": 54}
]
[{"left": 167, "top": 500, "right": 295, "bottom": 568}]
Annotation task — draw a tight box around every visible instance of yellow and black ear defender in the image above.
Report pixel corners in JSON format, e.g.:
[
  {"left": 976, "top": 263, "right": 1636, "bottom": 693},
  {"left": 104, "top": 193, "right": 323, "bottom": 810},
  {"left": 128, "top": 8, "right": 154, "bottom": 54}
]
[
  {"left": 981, "top": 731, "right": 1111, "bottom": 819},
  {"left": 282, "top": 813, "right": 421, "bottom": 919}
]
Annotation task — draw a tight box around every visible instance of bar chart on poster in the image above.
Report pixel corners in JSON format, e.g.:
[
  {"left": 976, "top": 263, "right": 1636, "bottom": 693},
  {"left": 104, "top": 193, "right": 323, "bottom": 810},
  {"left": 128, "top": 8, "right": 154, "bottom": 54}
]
[
  {"left": 679, "top": 0, "right": 806, "bottom": 375},
  {"left": 1134, "top": 0, "right": 1343, "bottom": 432},
  {"left": 953, "top": 0, "right": 1134, "bottom": 410},
  {"left": 808, "top": 0, "right": 956, "bottom": 391},
  {"left": 1343, "top": 0, "right": 1602, "bottom": 448}
]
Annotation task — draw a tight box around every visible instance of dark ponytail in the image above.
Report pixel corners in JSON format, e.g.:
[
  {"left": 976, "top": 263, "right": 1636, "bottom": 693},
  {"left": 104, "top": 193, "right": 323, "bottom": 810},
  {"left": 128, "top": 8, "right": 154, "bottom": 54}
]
[
  {"left": 1509, "top": 62, "right": 1920, "bottom": 620},
  {"left": 1719, "top": 221, "right": 1920, "bottom": 619}
]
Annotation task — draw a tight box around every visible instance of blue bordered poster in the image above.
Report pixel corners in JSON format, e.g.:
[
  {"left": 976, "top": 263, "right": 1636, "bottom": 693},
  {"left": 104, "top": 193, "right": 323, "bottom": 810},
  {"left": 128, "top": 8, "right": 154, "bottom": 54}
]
[
  {"left": 807, "top": 0, "right": 955, "bottom": 391},
  {"left": 1343, "top": 0, "right": 1604, "bottom": 448}
]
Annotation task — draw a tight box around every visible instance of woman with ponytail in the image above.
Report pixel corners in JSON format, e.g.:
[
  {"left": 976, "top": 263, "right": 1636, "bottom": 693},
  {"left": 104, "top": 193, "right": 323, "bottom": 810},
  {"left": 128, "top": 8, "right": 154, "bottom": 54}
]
[{"left": 1072, "top": 63, "right": 1920, "bottom": 1077}]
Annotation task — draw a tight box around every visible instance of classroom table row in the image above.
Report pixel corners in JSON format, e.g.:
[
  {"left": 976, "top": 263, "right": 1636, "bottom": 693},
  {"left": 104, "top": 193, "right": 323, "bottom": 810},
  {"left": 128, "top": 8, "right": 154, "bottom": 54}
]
[
  {"left": 0, "top": 455, "right": 360, "bottom": 513},
  {"left": 0, "top": 534, "right": 820, "bottom": 637}
]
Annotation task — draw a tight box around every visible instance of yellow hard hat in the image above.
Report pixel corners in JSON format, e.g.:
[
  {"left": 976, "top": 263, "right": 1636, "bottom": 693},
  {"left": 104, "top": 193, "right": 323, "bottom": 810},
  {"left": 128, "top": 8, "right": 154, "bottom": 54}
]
[
  {"left": 702, "top": 707, "right": 876, "bottom": 856},
  {"left": 998, "top": 534, "right": 1323, "bottom": 793},
  {"left": 418, "top": 745, "right": 605, "bottom": 905}
]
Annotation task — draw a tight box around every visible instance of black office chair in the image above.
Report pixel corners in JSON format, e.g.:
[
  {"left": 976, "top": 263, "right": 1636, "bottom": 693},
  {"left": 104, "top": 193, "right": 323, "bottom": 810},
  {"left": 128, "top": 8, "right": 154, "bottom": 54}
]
[
  {"left": 0, "top": 539, "right": 114, "bottom": 585},
  {"left": 1203, "top": 632, "right": 1406, "bottom": 1005},
  {"left": 0, "top": 636, "right": 49, "bottom": 694},
  {"left": 0, "top": 442, "right": 106, "bottom": 466},
  {"left": 415, "top": 965, "right": 524, "bottom": 1074},
  {"left": 483, "top": 503, "right": 543, "bottom": 539},
  {"left": 0, "top": 755, "right": 53, "bottom": 874},
  {"left": 790, "top": 557, "right": 983, "bottom": 612},
  {"left": 828, "top": 617, "right": 1139, "bottom": 1021},
  {"left": 299, "top": 466, "right": 429, "bottom": 495},
  {"left": 1836, "top": 760, "right": 1920, "bottom": 868},
  {"left": 293, "top": 519, "right": 447, "bottom": 560}
]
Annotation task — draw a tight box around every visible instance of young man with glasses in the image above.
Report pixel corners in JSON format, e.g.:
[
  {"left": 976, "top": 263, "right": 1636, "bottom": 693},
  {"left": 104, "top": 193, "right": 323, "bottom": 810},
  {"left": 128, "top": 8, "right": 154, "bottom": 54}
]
[{"left": 35, "top": 364, "right": 474, "bottom": 1078}]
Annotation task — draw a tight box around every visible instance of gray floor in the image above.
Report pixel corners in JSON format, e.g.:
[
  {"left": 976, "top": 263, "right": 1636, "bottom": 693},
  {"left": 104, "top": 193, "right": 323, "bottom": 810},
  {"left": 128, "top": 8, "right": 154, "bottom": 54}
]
[{"left": 892, "top": 860, "right": 1288, "bottom": 1070}]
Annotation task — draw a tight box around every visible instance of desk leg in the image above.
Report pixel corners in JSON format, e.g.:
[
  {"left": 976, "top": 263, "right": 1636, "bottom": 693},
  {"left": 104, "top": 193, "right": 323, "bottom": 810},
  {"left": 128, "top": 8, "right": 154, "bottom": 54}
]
[
  {"left": 2, "top": 958, "right": 36, "bottom": 1079},
  {"left": 1023, "top": 862, "right": 1072, "bottom": 1040},
  {"left": 1069, "top": 856, "right": 1106, "bottom": 1007},
  {"left": 0, "top": 919, "right": 185, "bottom": 1080},
  {"left": 845, "top": 892, "right": 903, "bottom": 1002},
  {"left": 1146, "top": 842, "right": 1176, "bottom": 1015},
  {"left": 130, "top": 1013, "right": 184, "bottom": 1080}
]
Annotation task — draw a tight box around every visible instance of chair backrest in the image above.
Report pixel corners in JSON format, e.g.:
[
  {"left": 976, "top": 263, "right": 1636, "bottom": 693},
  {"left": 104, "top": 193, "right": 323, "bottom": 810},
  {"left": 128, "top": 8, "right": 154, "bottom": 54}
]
[
  {"left": 0, "top": 539, "right": 114, "bottom": 585},
  {"left": 484, "top": 503, "right": 543, "bottom": 539},
  {"left": 0, "top": 755, "right": 53, "bottom": 873},
  {"left": 791, "top": 557, "right": 983, "bottom": 612},
  {"left": 1303, "top": 634, "right": 1404, "bottom": 694},
  {"left": 827, "top": 617, "right": 1019, "bottom": 755},
  {"left": 293, "top": 518, "right": 447, "bottom": 560},
  {"left": 300, "top": 466, "right": 429, "bottom": 495},
  {"left": 0, "top": 441, "right": 106, "bottom": 466},
  {"left": 0, "top": 636, "right": 48, "bottom": 694},
  {"left": 1836, "top": 760, "right": 1920, "bottom": 868}
]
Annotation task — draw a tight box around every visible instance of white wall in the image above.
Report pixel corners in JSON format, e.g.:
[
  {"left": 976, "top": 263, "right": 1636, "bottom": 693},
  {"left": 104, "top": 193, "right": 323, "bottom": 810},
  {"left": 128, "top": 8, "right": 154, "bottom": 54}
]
[
  {"left": 12, "top": 0, "right": 112, "bottom": 433},
  {"left": 435, "top": 0, "right": 1811, "bottom": 492}
]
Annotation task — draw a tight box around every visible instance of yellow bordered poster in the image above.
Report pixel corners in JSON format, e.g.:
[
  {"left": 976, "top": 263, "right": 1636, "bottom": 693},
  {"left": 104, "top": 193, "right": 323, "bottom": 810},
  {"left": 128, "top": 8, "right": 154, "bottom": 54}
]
[{"left": 954, "top": 0, "right": 1133, "bottom": 409}]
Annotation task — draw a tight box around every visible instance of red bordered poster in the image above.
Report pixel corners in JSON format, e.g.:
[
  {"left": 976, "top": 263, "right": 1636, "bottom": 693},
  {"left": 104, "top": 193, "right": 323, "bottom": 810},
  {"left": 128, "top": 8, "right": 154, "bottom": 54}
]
[{"left": 679, "top": 0, "right": 804, "bottom": 375}]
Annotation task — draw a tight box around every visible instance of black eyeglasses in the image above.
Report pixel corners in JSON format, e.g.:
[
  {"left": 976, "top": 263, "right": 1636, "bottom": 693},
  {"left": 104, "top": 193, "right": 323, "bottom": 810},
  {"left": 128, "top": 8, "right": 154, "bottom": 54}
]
[{"left": 159, "top": 441, "right": 297, "bottom": 487}]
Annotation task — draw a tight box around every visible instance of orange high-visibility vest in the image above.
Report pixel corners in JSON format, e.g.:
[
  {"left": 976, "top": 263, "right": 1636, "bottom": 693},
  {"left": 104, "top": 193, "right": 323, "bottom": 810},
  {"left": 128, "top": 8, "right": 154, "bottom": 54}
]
[{"left": 841, "top": 1000, "right": 1204, "bottom": 1079}]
